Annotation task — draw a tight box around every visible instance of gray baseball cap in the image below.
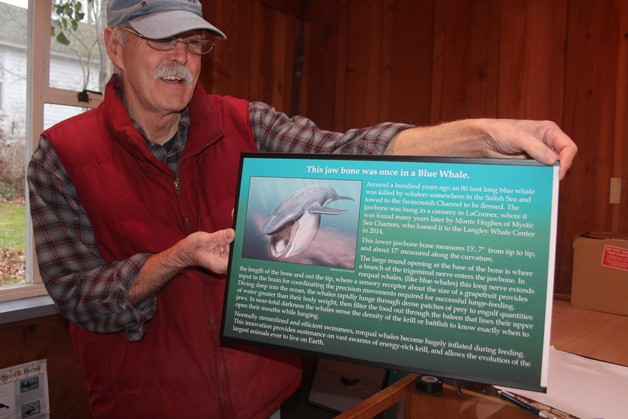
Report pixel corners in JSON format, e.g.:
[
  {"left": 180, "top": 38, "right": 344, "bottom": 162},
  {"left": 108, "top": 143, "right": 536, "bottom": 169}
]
[{"left": 107, "top": 0, "right": 226, "bottom": 40}]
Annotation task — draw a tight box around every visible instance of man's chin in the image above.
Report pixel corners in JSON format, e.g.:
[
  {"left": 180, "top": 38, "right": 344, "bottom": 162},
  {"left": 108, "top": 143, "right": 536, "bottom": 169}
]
[{"left": 156, "top": 94, "right": 194, "bottom": 112}]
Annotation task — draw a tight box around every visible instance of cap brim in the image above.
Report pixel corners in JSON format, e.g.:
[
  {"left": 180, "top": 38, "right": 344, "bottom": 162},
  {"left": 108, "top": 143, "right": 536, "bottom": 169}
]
[{"left": 130, "top": 10, "right": 226, "bottom": 40}]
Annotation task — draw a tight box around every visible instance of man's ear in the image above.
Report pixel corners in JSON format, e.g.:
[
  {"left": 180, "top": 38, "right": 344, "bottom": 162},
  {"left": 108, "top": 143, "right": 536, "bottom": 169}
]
[{"left": 104, "top": 27, "right": 125, "bottom": 72}]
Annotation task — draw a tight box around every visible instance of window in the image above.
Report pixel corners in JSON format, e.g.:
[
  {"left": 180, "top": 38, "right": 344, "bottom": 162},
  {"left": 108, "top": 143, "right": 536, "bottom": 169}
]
[{"left": 0, "top": 0, "right": 111, "bottom": 302}]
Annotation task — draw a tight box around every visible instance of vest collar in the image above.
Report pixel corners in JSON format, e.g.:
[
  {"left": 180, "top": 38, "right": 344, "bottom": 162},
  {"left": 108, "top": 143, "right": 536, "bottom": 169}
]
[{"left": 103, "top": 74, "right": 224, "bottom": 162}]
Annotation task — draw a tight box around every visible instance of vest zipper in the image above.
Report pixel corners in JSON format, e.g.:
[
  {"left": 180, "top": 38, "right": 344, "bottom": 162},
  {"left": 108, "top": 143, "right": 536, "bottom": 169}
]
[{"left": 173, "top": 178, "right": 191, "bottom": 233}]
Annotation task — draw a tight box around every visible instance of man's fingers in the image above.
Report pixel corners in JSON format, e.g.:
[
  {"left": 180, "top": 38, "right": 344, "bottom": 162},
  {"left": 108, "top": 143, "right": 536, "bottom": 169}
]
[
  {"left": 222, "top": 228, "right": 235, "bottom": 243},
  {"left": 209, "top": 228, "right": 235, "bottom": 246}
]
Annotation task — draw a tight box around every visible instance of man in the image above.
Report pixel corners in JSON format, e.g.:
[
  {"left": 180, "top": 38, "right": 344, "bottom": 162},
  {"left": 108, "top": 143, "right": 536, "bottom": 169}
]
[{"left": 27, "top": 0, "right": 577, "bottom": 418}]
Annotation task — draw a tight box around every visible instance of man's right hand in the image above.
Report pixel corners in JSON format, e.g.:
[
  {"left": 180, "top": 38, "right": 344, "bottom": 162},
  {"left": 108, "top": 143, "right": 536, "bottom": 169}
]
[{"left": 129, "top": 228, "right": 235, "bottom": 305}]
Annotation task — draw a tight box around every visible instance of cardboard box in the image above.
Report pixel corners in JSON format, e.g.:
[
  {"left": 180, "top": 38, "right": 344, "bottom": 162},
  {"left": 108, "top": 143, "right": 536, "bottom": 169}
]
[{"left": 571, "top": 232, "right": 628, "bottom": 316}]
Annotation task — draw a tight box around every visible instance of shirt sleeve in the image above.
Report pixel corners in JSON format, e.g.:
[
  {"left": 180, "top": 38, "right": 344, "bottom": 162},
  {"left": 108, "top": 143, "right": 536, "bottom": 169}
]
[
  {"left": 249, "top": 101, "right": 414, "bottom": 154},
  {"left": 27, "top": 136, "right": 156, "bottom": 341}
]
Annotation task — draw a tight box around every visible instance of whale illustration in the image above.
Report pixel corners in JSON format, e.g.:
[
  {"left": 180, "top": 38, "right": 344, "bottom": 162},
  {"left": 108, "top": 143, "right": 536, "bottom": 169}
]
[{"left": 261, "top": 184, "right": 354, "bottom": 258}]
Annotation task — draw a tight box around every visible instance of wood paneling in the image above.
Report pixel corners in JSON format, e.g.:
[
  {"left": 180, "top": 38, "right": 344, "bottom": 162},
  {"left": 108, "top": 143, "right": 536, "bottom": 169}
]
[
  {"left": 201, "top": 0, "right": 308, "bottom": 114},
  {"left": 383, "top": 0, "right": 435, "bottom": 125},
  {"left": 304, "top": 0, "right": 340, "bottom": 130},
  {"left": 201, "top": 0, "right": 254, "bottom": 99},
  {"left": 556, "top": 0, "right": 627, "bottom": 293},
  {"left": 342, "top": 0, "right": 386, "bottom": 128},
  {"left": 433, "top": 0, "right": 501, "bottom": 120},
  {"left": 497, "top": 1, "right": 567, "bottom": 121}
]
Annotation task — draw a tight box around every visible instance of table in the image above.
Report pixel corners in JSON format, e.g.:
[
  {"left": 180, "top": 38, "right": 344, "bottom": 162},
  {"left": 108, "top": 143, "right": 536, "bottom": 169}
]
[{"left": 336, "top": 298, "right": 628, "bottom": 418}]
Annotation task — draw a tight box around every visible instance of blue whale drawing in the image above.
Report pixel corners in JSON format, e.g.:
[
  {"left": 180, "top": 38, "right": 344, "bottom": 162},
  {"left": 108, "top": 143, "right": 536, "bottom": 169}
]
[{"left": 261, "top": 184, "right": 354, "bottom": 258}]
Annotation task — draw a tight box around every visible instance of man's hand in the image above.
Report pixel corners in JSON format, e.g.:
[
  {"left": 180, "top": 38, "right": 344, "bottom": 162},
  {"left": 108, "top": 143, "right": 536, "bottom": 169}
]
[
  {"left": 385, "top": 119, "right": 577, "bottom": 179},
  {"left": 129, "top": 228, "right": 235, "bottom": 305},
  {"left": 175, "top": 229, "right": 235, "bottom": 274}
]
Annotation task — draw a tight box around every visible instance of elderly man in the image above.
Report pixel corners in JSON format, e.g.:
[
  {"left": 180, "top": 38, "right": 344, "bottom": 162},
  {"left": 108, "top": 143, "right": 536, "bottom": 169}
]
[{"left": 28, "top": 0, "right": 577, "bottom": 418}]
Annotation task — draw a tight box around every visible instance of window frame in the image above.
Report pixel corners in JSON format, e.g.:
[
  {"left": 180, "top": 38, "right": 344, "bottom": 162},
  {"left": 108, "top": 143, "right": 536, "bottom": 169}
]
[{"left": 0, "top": 0, "right": 103, "bottom": 303}]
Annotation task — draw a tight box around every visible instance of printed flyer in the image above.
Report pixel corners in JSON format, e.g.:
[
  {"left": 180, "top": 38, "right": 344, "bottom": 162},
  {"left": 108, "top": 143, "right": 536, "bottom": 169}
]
[
  {"left": 0, "top": 359, "right": 49, "bottom": 419},
  {"left": 221, "top": 154, "right": 559, "bottom": 391}
]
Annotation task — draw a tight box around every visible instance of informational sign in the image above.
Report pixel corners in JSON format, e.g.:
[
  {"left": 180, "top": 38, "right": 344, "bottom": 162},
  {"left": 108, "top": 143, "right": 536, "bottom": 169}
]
[
  {"left": 221, "top": 154, "right": 559, "bottom": 391},
  {"left": 0, "top": 359, "right": 49, "bottom": 419}
]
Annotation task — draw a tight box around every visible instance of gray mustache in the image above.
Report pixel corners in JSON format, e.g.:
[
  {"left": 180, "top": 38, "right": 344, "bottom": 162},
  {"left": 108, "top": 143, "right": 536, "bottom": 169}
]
[{"left": 153, "top": 63, "right": 194, "bottom": 83}]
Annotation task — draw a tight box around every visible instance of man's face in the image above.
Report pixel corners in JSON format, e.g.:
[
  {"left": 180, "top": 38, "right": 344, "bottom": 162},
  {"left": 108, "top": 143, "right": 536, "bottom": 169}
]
[{"left": 114, "top": 28, "right": 204, "bottom": 120}]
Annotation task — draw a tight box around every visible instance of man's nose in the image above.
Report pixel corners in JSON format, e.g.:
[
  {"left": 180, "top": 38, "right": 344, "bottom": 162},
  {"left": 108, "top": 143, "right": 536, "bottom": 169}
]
[{"left": 168, "top": 40, "right": 189, "bottom": 62}]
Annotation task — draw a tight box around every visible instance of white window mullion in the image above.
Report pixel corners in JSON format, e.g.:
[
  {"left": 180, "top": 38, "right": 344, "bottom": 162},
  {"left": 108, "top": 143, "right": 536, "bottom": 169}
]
[
  {"left": 27, "top": 0, "right": 50, "bottom": 155},
  {"left": 45, "top": 86, "right": 104, "bottom": 108}
]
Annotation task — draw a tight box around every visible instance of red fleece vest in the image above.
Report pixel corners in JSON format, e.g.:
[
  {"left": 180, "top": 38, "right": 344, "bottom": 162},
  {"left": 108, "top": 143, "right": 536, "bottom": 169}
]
[{"left": 44, "top": 76, "right": 300, "bottom": 419}]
